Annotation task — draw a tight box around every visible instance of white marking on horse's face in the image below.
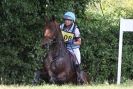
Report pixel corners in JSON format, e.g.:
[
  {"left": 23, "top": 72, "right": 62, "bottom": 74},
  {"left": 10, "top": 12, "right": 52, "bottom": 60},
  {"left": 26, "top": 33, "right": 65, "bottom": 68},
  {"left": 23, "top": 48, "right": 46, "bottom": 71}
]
[{"left": 44, "top": 29, "right": 52, "bottom": 38}]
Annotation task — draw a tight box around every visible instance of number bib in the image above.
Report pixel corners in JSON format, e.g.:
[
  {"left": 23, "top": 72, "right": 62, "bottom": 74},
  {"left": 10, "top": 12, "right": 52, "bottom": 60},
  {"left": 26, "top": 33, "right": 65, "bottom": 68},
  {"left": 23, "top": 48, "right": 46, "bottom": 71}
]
[{"left": 61, "top": 31, "right": 74, "bottom": 42}]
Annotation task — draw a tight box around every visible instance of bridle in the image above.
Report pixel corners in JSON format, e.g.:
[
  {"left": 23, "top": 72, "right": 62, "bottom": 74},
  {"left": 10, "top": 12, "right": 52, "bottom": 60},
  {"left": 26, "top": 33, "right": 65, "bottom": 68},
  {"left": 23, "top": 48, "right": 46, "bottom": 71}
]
[{"left": 44, "top": 22, "right": 63, "bottom": 51}]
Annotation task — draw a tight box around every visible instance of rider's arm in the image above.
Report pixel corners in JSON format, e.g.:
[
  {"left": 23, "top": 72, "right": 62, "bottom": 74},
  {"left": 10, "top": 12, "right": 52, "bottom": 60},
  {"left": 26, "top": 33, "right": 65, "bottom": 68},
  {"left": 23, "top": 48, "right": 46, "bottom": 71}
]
[
  {"left": 73, "top": 28, "right": 81, "bottom": 45},
  {"left": 74, "top": 37, "right": 81, "bottom": 45}
]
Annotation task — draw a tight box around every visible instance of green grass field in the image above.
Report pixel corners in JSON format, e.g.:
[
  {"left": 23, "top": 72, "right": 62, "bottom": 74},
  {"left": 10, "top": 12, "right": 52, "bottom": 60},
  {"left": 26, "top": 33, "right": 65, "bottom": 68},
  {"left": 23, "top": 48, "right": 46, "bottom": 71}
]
[
  {"left": 0, "top": 84, "right": 133, "bottom": 89},
  {"left": 1, "top": 80, "right": 133, "bottom": 89}
]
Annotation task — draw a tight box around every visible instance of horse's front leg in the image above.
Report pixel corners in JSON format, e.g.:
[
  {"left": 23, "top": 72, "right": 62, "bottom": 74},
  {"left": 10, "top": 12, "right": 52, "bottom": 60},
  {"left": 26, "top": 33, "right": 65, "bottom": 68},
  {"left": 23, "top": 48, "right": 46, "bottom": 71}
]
[
  {"left": 48, "top": 70, "right": 56, "bottom": 84},
  {"left": 32, "top": 70, "right": 41, "bottom": 85},
  {"left": 56, "top": 72, "right": 67, "bottom": 84}
]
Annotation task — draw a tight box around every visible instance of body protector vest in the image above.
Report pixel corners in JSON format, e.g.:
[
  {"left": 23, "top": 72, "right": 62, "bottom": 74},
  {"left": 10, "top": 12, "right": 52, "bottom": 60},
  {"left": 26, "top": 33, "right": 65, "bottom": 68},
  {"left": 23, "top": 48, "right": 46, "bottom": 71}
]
[{"left": 60, "top": 23, "right": 80, "bottom": 50}]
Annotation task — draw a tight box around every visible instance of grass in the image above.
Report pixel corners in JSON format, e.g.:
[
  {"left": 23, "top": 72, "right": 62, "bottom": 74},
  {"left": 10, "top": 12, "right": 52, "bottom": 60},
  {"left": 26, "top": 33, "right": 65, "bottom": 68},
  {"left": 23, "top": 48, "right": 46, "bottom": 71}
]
[
  {"left": 1, "top": 80, "right": 133, "bottom": 89},
  {"left": 0, "top": 84, "right": 133, "bottom": 89}
]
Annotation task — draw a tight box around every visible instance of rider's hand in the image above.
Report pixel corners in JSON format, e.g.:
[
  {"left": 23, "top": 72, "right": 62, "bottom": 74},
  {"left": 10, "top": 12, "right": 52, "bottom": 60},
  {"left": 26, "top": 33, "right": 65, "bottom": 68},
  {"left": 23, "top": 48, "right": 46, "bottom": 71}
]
[{"left": 65, "top": 40, "right": 74, "bottom": 44}]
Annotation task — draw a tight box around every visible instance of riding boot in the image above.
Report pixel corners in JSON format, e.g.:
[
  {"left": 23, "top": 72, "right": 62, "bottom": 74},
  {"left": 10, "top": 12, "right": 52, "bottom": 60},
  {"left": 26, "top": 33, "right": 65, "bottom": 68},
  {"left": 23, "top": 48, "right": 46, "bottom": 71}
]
[{"left": 75, "top": 64, "right": 81, "bottom": 83}]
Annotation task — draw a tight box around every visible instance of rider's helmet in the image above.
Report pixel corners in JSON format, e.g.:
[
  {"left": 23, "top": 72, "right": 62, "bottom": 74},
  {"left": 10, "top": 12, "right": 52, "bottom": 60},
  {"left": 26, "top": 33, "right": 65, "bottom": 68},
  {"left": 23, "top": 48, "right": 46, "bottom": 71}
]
[{"left": 63, "top": 11, "right": 76, "bottom": 22}]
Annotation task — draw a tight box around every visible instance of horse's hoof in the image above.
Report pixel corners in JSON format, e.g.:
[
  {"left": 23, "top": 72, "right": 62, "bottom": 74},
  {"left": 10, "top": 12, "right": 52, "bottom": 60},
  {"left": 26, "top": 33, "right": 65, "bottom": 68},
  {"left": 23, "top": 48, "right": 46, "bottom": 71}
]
[
  {"left": 32, "top": 80, "right": 37, "bottom": 85},
  {"left": 49, "top": 78, "right": 56, "bottom": 84}
]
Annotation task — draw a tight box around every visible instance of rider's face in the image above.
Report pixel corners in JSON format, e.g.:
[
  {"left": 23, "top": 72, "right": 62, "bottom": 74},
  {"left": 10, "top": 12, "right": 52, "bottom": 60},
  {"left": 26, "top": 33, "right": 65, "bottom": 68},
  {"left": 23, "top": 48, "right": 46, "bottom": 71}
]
[{"left": 64, "top": 19, "right": 73, "bottom": 26}]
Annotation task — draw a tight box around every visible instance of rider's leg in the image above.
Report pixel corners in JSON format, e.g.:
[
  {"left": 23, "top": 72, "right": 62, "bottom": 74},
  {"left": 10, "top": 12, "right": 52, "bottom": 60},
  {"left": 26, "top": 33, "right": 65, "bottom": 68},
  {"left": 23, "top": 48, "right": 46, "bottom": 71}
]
[
  {"left": 69, "top": 48, "right": 81, "bottom": 83},
  {"left": 74, "top": 48, "right": 81, "bottom": 71},
  {"left": 74, "top": 49, "right": 82, "bottom": 84}
]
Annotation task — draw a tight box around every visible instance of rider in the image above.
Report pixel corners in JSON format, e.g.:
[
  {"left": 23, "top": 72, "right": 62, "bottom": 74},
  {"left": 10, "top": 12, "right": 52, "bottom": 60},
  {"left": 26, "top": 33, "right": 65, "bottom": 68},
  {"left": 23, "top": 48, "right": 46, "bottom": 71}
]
[{"left": 60, "top": 11, "right": 81, "bottom": 82}]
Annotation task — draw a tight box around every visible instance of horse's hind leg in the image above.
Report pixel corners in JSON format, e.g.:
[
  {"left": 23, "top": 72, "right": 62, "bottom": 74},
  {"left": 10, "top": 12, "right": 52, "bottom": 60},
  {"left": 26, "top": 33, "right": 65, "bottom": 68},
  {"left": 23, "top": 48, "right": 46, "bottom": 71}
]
[{"left": 79, "top": 71, "right": 90, "bottom": 85}]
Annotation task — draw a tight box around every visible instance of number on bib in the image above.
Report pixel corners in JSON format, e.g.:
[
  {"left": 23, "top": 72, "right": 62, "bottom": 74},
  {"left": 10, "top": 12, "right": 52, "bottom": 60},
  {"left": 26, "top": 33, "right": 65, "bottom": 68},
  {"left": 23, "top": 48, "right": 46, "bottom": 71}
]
[{"left": 61, "top": 31, "right": 74, "bottom": 42}]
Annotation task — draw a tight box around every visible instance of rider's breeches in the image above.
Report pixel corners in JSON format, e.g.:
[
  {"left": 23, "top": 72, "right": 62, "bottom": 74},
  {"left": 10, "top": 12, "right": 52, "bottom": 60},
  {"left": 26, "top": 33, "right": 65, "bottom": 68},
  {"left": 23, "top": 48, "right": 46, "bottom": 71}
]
[{"left": 68, "top": 48, "right": 81, "bottom": 64}]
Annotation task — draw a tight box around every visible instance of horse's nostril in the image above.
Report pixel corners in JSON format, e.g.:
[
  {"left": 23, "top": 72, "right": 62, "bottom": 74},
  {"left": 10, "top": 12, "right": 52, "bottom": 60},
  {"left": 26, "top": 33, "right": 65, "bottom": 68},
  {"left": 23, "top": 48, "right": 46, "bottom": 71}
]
[
  {"left": 42, "top": 44, "right": 46, "bottom": 49},
  {"left": 42, "top": 44, "right": 49, "bottom": 49}
]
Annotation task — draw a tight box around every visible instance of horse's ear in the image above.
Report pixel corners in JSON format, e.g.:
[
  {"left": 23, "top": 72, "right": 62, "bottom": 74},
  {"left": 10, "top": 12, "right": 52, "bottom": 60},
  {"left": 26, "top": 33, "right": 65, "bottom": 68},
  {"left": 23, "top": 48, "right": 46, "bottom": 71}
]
[
  {"left": 45, "top": 16, "right": 49, "bottom": 24},
  {"left": 51, "top": 15, "right": 56, "bottom": 22}
]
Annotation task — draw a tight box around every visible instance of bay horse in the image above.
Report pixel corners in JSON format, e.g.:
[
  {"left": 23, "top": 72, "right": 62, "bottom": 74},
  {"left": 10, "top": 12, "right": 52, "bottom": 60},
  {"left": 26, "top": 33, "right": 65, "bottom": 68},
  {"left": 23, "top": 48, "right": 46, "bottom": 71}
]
[{"left": 33, "top": 16, "right": 89, "bottom": 85}]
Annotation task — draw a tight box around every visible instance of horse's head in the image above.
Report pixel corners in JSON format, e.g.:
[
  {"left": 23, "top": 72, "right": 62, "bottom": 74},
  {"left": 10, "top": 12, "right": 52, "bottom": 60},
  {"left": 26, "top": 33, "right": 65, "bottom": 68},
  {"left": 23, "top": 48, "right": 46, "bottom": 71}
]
[{"left": 42, "top": 16, "right": 60, "bottom": 48}]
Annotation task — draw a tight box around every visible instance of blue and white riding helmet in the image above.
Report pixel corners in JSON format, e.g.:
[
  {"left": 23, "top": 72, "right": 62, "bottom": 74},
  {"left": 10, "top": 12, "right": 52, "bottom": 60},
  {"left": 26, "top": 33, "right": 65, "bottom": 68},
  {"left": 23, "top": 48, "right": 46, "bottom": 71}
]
[{"left": 63, "top": 11, "right": 76, "bottom": 22}]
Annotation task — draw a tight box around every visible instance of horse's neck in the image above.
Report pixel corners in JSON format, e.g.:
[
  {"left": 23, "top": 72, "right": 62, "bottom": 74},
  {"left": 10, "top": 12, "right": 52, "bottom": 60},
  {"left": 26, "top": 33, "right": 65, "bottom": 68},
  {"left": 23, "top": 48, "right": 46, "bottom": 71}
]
[
  {"left": 49, "top": 27, "right": 67, "bottom": 57},
  {"left": 57, "top": 29, "right": 66, "bottom": 50},
  {"left": 49, "top": 39, "right": 67, "bottom": 57}
]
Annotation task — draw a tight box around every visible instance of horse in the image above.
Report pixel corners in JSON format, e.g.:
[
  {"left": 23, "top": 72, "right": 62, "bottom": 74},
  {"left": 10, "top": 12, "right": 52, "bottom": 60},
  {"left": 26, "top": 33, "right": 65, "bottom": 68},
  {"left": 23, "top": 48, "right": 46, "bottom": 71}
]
[{"left": 33, "top": 16, "right": 90, "bottom": 85}]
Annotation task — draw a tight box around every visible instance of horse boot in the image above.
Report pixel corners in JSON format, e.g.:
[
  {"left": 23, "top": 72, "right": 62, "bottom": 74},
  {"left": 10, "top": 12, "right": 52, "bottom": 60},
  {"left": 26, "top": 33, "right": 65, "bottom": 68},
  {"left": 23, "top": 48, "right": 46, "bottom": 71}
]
[{"left": 75, "top": 64, "right": 81, "bottom": 84}]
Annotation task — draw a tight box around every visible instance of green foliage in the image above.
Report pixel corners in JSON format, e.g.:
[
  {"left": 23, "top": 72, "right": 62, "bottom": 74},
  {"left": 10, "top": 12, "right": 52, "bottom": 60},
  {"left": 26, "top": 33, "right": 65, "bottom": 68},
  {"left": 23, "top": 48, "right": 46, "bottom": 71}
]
[
  {"left": 78, "top": 16, "right": 119, "bottom": 83},
  {"left": 80, "top": 0, "right": 133, "bottom": 83},
  {"left": 0, "top": 0, "right": 44, "bottom": 84}
]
